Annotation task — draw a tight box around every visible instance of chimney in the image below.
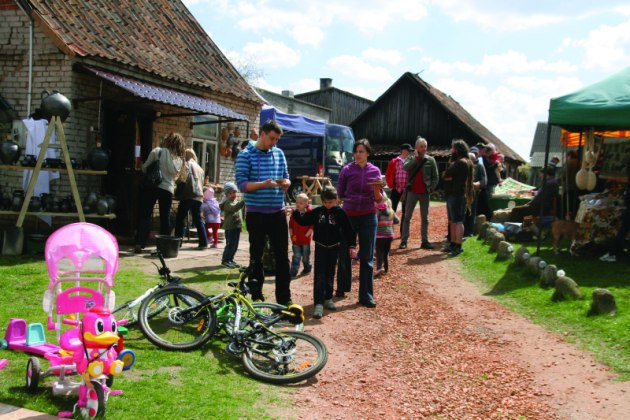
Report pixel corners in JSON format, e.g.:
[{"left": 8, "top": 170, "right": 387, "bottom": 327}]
[
  {"left": 281, "top": 90, "right": 294, "bottom": 98},
  {"left": 320, "top": 78, "right": 332, "bottom": 90}
]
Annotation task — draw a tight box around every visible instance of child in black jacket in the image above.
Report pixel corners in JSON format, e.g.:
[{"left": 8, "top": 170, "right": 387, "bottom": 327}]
[{"left": 292, "top": 187, "right": 356, "bottom": 319}]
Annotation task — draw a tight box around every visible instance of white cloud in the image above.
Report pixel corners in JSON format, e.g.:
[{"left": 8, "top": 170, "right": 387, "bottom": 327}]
[
  {"left": 290, "top": 25, "right": 325, "bottom": 47},
  {"left": 241, "top": 38, "right": 301, "bottom": 69},
  {"left": 290, "top": 78, "right": 320, "bottom": 93},
  {"left": 327, "top": 55, "right": 393, "bottom": 82},
  {"left": 362, "top": 48, "right": 403, "bottom": 66},
  {"left": 424, "top": 51, "right": 577, "bottom": 77},
  {"left": 563, "top": 19, "right": 630, "bottom": 72}
]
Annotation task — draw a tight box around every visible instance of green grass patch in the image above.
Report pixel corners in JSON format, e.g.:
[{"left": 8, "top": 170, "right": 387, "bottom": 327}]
[
  {"left": 461, "top": 238, "right": 630, "bottom": 380},
  {"left": 0, "top": 255, "right": 292, "bottom": 417}
]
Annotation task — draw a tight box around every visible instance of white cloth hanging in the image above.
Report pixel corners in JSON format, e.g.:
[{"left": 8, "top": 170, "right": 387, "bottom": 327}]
[{"left": 21, "top": 118, "right": 60, "bottom": 225}]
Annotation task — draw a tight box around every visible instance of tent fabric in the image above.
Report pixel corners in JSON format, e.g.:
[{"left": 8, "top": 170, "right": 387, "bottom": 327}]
[
  {"left": 260, "top": 105, "right": 325, "bottom": 136},
  {"left": 548, "top": 66, "right": 630, "bottom": 131}
]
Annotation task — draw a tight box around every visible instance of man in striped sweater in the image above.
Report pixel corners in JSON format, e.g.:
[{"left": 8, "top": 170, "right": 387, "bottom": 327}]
[{"left": 235, "top": 120, "right": 293, "bottom": 305}]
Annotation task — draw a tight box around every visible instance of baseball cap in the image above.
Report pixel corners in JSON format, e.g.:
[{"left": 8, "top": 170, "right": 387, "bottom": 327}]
[{"left": 400, "top": 143, "right": 413, "bottom": 151}]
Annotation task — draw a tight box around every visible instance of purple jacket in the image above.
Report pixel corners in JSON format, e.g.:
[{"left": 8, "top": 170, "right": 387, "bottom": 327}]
[{"left": 337, "top": 162, "right": 382, "bottom": 214}]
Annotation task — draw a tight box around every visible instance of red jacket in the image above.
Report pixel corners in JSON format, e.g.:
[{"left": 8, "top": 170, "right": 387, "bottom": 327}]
[
  {"left": 385, "top": 157, "right": 396, "bottom": 189},
  {"left": 289, "top": 206, "right": 313, "bottom": 245}
]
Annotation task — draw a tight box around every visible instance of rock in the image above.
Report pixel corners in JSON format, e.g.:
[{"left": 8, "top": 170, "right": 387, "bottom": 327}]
[
  {"left": 490, "top": 232, "right": 505, "bottom": 252},
  {"left": 541, "top": 264, "right": 558, "bottom": 288},
  {"left": 475, "top": 215, "right": 486, "bottom": 234},
  {"left": 490, "top": 209, "right": 511, "bottom": 223},
  {"left": 514, "top": 247, "right": 529, "bottom": 266},
  {"left": 588, "top": 288, "right": 617, "bottom": 316},
  {"left": 479, "top": 222, "right": 492, "bottom": 240},
  {"left": 484, "top": 227, "right": 498, "bottom": 244},
  {"left": 552, "top": 276, "right": 584, "bottom": 301},
  {"left": 497, "top": 241, "right": 513, "bottom": 260},
  {"left": 527, "top": 256, "right": 542, "bottom": 275}
]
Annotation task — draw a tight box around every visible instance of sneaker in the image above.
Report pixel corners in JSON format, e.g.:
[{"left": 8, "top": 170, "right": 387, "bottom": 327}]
[
  {"left": 448, "top": 248, "right": 463, "bottom": 257},
  {"left": 399, "top": 242, "right": 407, "bottom": 249},
  {"left": 441, "top": 244, "right": 453, "bottom": 253},
  {"left": 323, "top": 299, "right": 337, "bottom": 310},
  {"left": 221, "top": 261, "right": 237, "bottom": 268},
  {"left": 358, "top": 299, "right": 377, "bottom": 308},
  {"left": 313, "top": 304, "right": 324, "bottom": 319},
  {"left": 230, "top": 261, "right": 241, "bottom": 268},
  {"left": 374, "top": 268, "right": 385, "bottom": 277},
  {"left": 420, "top": 242, "right": 434, "bottom": 250},
  {"left": 335, "top": 291, "right": 346, "bottom": 298},
  {"left": 600, "top": 253, "right": 617, "bottom": 262}
]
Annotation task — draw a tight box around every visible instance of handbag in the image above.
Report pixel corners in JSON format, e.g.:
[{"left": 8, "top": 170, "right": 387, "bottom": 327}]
[{"left": 143, "top": 150, "right": 163, "bottom": 188}]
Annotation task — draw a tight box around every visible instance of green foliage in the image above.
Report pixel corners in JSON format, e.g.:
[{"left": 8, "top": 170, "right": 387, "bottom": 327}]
[
  {"left": 0, "top": 255, "right": 292, "bottom": 417},
  {"left": 461, "top": 238, "right": 630, "bottom": 380}
]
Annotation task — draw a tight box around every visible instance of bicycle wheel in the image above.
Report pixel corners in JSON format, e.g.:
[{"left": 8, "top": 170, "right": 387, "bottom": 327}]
[
  {"left": 112, "top": 300, "right": 138, "bottom": 326},
  {"left": 242, "top": 331, "right": 328, "bottom": 384},
  {"left": 251, "top": 302, "right": 304, "bottom": 332},
  {"left": 138, "top": 287, "right": 217, "bottom": 351}
]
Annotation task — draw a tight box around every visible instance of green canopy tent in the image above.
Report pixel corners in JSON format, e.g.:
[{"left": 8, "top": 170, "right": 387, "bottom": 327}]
[{"left": 537, "top": 66, "right": 630, "bottom": 253}]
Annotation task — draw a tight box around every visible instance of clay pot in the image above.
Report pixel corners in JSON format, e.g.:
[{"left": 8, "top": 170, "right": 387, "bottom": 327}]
[
  {"left": 11, "top": 190, "right": 24, "bottom": 212},
  {"left": 0, "top": 139, "right": 21, "bottom": 164},
  {"left": 87, "top": 147, "right": 109, "bottom": 171},
  {"left": 22, "top": 154, "right": 36, "bottom": 167},
  {"left": 40, "top": 90, "right": 72, "bottom": 122},
  {"left": 28, "top": 195, "right": 42, "bottom": 212},
  {"left": 84, "top": 192, "right": 98, "bottom": 207},
  {"left": 105, "top": 195, "right": 117, "bottom": 213}
]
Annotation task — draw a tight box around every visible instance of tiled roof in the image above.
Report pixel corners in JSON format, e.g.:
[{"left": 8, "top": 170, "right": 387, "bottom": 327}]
[
  {"left": 27, "top": 0, "right": 259, "bottom": 103},
  {"left": 406, "top": 73, "right": 525, "bottom": 162}
]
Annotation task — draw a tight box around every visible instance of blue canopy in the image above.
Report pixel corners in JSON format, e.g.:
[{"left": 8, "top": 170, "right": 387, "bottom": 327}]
[{"left": 260, "top": 105, "right": 326, "bottom": 136}]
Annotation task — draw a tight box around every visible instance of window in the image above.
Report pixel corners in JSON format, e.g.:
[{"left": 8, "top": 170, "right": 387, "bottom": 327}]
[{"left": 192, "top": 115, "right": 219, "bottom": 183}]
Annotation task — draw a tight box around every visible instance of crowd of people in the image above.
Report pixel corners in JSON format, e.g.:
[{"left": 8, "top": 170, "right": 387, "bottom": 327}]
[{"left": 136, "top": 126, "right": 629, "bottom": 318}]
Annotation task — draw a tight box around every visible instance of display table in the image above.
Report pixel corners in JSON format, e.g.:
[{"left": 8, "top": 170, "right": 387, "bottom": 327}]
[
  {"left": 489, "top": 195, "right": 531, "bottom": 211},
  {"left": 570, "top": 193, "right": 626, "bottom": 253}
]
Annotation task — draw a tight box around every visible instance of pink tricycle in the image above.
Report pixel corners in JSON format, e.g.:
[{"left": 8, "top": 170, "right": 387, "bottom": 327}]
[{"left": 3, "top": 222, "right": 135, "bottom": 418}]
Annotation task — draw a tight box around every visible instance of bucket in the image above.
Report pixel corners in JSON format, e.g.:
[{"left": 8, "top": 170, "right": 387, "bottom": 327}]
[
  {"left": 25, "top": 233, "right": 48, "bottom": 255},
  {"left": 155, "top": 235, "right": 181, "bottom": 258}
]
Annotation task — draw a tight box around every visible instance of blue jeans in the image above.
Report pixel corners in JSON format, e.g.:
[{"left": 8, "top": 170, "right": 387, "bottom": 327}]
[
  {"left": 291, "top": 244, "right": 311, "bottom": 276},
  {"left": 348, "top": 213, "right": 377, "bottom": 303},
  {"left": 222, "top": 228, "right": 241, "bottom": 263}
]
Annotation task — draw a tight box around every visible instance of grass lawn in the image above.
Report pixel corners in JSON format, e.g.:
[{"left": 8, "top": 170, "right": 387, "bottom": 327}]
[
  {"left": 0, "top": 254, "right": 292, "bottom": 418},
  {"left": 461, "top": 236, "right": 630, "bottom": 380}
]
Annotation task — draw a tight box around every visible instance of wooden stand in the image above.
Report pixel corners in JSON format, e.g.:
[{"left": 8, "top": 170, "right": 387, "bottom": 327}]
[
  {"left": 16, "top": 116, "right": 85, "bottom": 227},
  {"left": 296, "top": 176, "right": 333, "bottom": 197}
]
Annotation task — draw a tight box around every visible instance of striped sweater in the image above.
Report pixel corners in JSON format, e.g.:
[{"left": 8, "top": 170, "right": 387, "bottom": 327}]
[
  {"left": 376, "top": 208, "right": 395, "bottom": 239},
  {"left": 235, "top": 142, "right": 289, "bottom": 213}
]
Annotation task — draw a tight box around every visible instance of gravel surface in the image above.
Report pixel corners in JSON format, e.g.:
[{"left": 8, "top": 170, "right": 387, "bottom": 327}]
[{"left": 285, "top": 205, "right": 630, "bottom": 419}]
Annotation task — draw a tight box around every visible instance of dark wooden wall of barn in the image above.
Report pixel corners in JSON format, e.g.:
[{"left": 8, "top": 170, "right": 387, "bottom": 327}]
[
  {"left": 295, "top": 89, "right": 371, "bottom": 126},
  {"left": 351, "top": 78, "right": 485, "bottom": 148}
]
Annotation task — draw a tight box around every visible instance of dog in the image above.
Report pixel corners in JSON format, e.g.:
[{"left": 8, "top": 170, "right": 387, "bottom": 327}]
[{"left": 551, "top": 220, "right": 579, "bottom": 254}]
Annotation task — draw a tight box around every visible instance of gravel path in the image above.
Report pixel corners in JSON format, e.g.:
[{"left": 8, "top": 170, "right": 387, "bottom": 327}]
[{"left": 285, "top": 205, "right": 630, "bottom": 419}]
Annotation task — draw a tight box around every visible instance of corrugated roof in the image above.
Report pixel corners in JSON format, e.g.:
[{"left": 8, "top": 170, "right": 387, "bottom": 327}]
[
  {"left": 85, "top": 66, "right": 248, "bottom": 121},
  {"left": 406, "top": 73, "right": 525, "bottom": 162},
  {"left": 27, "top": 0, "right": 259, "bottom": 103}
]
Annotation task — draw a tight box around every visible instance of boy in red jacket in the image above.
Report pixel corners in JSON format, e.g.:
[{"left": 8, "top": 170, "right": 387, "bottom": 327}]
[{"left": 289, "top": 193, "right": 313, "bottom": 278}]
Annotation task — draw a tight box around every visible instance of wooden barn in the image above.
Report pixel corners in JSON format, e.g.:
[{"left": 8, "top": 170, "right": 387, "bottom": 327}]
[
  {"left": 294, "top": 78, "right": 373, "bottom": 126},
  {"left": 351, "top": 72, "right": 525, "bottom": 176}
]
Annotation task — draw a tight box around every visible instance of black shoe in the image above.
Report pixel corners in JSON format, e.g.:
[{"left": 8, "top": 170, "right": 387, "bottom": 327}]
[
  {"left": 301, "top": 269, "right": 311, "bottom": 275},
  {"left": 359, "top": 299, "right": 377, "bottom": 308},
  {"left": 335, "top": 291, "right": 346, "bottom": 298},
  {"left": 399, "top": 242, "right": 407, "bottom": 249},
  {"left": 448, "top": 248, "right": 463, "bottom": 257},
  {"left": 441, "top": 244, "right": 453, "bottom": 253},
  {"left": 420, "top": 242, "right": 434, "bottom": 250}
]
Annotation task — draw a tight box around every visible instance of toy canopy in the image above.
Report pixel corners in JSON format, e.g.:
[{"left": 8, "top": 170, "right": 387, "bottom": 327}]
[
  {"left": 548, "top": 66, "right": 630, "bottom": 147},
  {"left": 260, "top": 106, "right": 326, "bottom": 137}
]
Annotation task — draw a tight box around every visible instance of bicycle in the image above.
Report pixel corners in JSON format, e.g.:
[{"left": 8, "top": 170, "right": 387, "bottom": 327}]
[
  {"left": 138, "top": 267, "right": 327, "bottom": 384},
  {"left": 112, "top": 250, "right": 186, "bottom": 326}
]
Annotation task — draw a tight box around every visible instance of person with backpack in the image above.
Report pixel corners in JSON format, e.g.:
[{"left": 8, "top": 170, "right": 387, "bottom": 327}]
[{"left": 174, "top": 148, "right": 207, "bottom": 249}]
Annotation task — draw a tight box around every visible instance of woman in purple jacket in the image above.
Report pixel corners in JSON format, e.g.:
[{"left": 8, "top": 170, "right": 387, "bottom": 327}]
[{"left": 337, "top": 139, "right": 384, "bottom": 308}]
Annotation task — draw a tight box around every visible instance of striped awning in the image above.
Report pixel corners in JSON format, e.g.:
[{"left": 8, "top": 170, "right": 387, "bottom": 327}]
[{"left": 84, "top": 65, "right": 248, "bottom": 121}]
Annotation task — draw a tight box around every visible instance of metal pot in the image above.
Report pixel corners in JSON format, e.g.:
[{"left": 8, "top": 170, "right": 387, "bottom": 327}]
[
  {"left": 0, "top": 139, "right": 20, "bottom": 164},
  {"left": 87, "top": 147, "right": 109, "bottom": 171},
  {"left": 40, "top": 90, "right": 72, "bottom": 122}
]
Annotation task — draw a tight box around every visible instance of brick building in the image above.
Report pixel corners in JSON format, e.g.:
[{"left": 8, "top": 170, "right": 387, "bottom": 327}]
[{"left": 0, "top": 0, "right": 262, "bottom": 239}]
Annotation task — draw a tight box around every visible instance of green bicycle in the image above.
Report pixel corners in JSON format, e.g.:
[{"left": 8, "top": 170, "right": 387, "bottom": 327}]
[{"left": 138, "top": 267, "right": 327, "bottom": 384}]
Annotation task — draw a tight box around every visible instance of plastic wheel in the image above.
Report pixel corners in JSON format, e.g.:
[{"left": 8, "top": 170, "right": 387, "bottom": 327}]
[
  {"left": 78, "top": 381, "right": 105, "bottom": 419},
  {"left": 26, "top": 357, "right": 40, "bottom": 392},
  {"left": 242, "top": 331, "right": 328, "bottom": 384},
  {"left": 118, "top": 349, "right": 136, "bottom": 370},
  {"left": 138, "top": 287, "right": 217, "bottom": 351},
  {"left": 0, "top": 338, "right": 8, "bottom": 350}
]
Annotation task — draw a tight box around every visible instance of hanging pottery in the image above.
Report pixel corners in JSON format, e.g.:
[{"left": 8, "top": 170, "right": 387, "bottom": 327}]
[
  {"left": 87, "top": 147, "right": 110, "bottom": 170},
  {"left": 40, "top": 90, "right": 72, "bottom": 122},
  {"left": 96, "top": 197, "right": 109, "bottom": 215}
]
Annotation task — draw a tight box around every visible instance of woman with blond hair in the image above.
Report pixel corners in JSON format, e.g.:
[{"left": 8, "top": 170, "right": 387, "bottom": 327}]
[
  {"left": 174, "top": 148, "right": 207, "bottom": 249},
  {"left": 134, "top": 132, "right": 186, "bottom": 253}
]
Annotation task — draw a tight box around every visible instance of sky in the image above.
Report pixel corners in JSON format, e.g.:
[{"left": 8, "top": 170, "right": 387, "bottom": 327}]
[{"left": 183, "top": 0, "right": 630, "bottom": 161}]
